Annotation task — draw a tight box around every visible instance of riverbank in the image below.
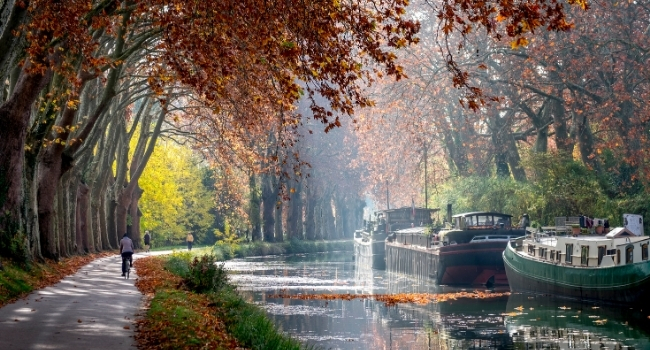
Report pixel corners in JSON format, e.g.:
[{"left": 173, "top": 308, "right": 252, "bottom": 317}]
[
  {"left": 134, "top": 252, "right": 304, "bottom": 349},
  {"left": 0, "top": 251, "right": 115, "bottom": 308},
  {"left": 150, "top": 238, "right": 353, "bottom": 260}
]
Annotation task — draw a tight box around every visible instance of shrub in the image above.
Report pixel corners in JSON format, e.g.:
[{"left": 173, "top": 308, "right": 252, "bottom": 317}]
[{"left": 186, "top": 255, "right": 229, "bottom": 293}]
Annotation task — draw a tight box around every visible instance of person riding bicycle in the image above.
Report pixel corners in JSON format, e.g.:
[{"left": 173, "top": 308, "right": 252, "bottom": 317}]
[{"left": 119, "top": 233, "right": 134, "bottom": 276}]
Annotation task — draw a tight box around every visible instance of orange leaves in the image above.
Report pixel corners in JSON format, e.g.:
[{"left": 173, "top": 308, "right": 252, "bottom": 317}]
[
  {"left": 267, "top": 290, "right": 510, "bottom": 307},
  {"left": 133, "top": 257, "right": 182, "bottom": 294},
  {"left": 510, "top": 37, "right": 529, "bottom": 49},
  {"left": 133, "top": 257, "right": 242, "bottom": 350}
]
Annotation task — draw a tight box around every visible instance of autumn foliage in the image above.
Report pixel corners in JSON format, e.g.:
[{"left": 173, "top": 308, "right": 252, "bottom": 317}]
[{"left": 267, "top": 290, "right": 510, "bottom": 307}]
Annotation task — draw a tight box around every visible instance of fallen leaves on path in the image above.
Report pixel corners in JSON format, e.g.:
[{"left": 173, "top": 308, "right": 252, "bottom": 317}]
[
  {"left": 267, "top": 290, "right": 510, "bottom": 306},
  {"left": 133, "top": 257, "right": 244, "bottom": 350},
  {"left": 0, "top": 251, "right": 115, "bottom": 308},
  {"left": 133, "top": 257, "right": 182, "bottom": 295}
]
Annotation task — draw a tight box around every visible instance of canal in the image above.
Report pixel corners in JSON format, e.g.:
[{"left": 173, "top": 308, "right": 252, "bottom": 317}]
[{"left": 223, "top": 251, "right": 650, "bottom": 349}]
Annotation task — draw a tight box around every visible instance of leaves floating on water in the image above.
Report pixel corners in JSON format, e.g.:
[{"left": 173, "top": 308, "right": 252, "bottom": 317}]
[{"left": 266, "top": 290, "right": 509, "bottom": 306}]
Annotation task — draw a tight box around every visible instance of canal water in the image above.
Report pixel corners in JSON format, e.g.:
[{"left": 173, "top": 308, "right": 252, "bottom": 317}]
[{"left": 223, "top": 251, "right": 650, "bottom": 349}]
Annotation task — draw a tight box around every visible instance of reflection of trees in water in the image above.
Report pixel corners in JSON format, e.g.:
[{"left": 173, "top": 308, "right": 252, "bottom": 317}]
[
  {"left": 509, "top": 327, "right": 644, "bottom": 349},
  {"left": 384, "top": 297, "right": 514, "bottom": 350},
  {"left": 505, "top": 294, "right": 650, "bottom": 349}
]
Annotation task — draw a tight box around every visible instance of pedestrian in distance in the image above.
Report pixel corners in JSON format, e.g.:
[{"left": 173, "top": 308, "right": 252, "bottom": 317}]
[
  {"left": 144, "top": 230, "right": 151, "bottom": 253},
  {"left": 186, "top": 232, "right": 194, "bottom": 251}
]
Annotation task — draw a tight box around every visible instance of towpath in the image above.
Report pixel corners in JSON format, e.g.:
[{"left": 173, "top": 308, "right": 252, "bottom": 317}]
[{"left": 0, "top": 251, "right": 171, "bottom": 350}]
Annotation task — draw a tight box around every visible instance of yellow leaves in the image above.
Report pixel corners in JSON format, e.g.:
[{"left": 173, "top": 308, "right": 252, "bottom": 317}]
[
  {"left": 66, "top": 99, "right": 79, "bottom": 110},
  {"left": 510, "top": 37, "right": 529, "bottom": 49},
  {"left": 496, "top": 14, "right": 507, "bottom": 22},
  {"left": 569, "top": 0, "right": 589, "bottom": 10}
]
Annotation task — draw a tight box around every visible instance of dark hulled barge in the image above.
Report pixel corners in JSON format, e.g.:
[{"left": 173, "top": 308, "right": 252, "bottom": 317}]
[
  {"left": 354, "top": 207, "right": 439, "bottom": 270},
  {"left": 386, "top": 211, "right": 526, "bottom": 285}
]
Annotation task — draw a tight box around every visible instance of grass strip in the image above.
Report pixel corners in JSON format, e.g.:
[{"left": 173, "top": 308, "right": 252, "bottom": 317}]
[
  {"left": 0, "top": 251, "right": 114, "bottom": 308},
  {"left": 133, "top": 257, "right": 241, "bottom": 350},
  {"left": 135, "top": 254, "right": 306, "bottom": 350}
]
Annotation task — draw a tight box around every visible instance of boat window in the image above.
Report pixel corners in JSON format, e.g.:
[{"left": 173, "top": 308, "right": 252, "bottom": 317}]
[
  {"left": 528, "top": 245, "right": 535, "bottom": 256},
  {"left": 477, "top": 215, "right": 494, "bottom": 226},
  {"left": 598, "top": 246, "right": 606, "bottom": 266},
  {"left": 550, "top": 250, "right": 555, "bottom": 260},
  {"left": 581, "top": 246, "right": 589, "bottom": 265},
  {"left": 626, "top": 245, "right": 634, "bottom": 264},
  {"left": 539, "top": 248, "right": 546, "bottom": 259},
  {"left": 617, "top": 249, "right": 621, "bottom": 264},
  {"left": 643, "top": 244, "right": 648, "bottom": 261},
  {"left": 565, "top": 244, "right": 573, "bottom": 264}
]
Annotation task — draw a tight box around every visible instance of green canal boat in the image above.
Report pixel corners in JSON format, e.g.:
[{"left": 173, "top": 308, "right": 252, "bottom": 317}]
[{"left": 503, "top": 214, "right": 650, "bottom": 305}]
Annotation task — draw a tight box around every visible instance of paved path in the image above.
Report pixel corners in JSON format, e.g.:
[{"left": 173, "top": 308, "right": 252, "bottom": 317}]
[{"left": 0, "top": 251, "right": 170, "bottom": 350}]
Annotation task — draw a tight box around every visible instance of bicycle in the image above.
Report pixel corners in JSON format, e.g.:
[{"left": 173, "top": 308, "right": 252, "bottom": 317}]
[{"left": 121, "top": 253, "right": 133, "bottom": 279}]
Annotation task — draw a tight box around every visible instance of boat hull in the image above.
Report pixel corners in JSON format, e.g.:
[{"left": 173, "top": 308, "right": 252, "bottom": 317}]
[
  {"left": 438, "top": 241, "right": 509, "bottom": 285},
  {"left": 503, "top": 242, "right": 650, "bottom": 305},
  {"left": 385, "top": 240, "right": 510, "bottom": 285},
  {"left": 354, "top": 235, "right": 386, "bottom": 270}
]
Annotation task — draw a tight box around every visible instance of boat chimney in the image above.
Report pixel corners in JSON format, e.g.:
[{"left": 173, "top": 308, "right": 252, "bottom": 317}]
[{"left": 446, "top": 204, "right": 452, "bottom": 224}]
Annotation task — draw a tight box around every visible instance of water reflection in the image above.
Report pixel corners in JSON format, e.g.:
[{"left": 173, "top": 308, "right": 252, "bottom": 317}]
[
  {"left": 223, "top": 252, "right": 650, "bottom": 349},
  {"left": 505, "top": 293, "right": 650, "bottom": 349}
]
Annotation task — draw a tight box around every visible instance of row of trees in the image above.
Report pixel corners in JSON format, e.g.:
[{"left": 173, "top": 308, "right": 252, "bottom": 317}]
[
  {"left": 0, "top": 0, "right": 583, "bottom": 262},
  {"left": 0, "top": 0, "right": 422, "bottom": 262},
  {"left": 354, "top": 0, "right": 650, "bottom": 225}
]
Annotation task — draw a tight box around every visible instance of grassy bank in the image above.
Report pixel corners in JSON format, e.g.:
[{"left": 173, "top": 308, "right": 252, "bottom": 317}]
[
  {"left": 212, "top": 239, "right": 353, "bottom": 260},
  {"left": 0, "top": 252, "right": 114, "bottom": 308},
  {"left": 150, "top": 239, "right": 353, "bottom": 261},
  {"left": 135, "top": 253, "right": 305, "bottom": 350}
]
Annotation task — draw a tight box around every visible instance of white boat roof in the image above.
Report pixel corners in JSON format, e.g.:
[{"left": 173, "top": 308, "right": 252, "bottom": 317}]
[
  {"left": 395, "top": 226, "right": 427, "bottom": 234},
  {"left": 534, "top": 233, "right": 648, "bottom": 248}
]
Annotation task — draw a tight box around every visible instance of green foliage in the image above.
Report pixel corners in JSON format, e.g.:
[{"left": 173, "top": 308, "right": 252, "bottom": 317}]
[
  {"left": 0, "top": 225, "right": 28, "bottom": 265},
  {"left": 187, "top": 255, "right": 228, "bottom": 293},
  {"left": 138, "top": 140, "right": 216, "bottom": 245},
  {"left": 0, "top": 263, "right": 34, "bottom": 305},
  {"left": 217, "top": 291, "right": 303, "bottom": 350},
  {"left": 211, "top": 239, "right": 353, "bottom": 261},
  {"left": 214, "top": 219, "right": 240, "bottom": 244},
  {"left": 163, "top": 254, "right": 304, "bottom": 350},
  {"left": 432, "top": 151, "right": 650, "bottom": 232}
]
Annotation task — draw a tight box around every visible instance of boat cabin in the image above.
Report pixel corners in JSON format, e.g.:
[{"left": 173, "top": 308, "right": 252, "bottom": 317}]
[
  {"left": 382, "top": 207, "right": 439, "bottom": 232},
  {"left": 451, "top": 212, "right": 513, "bottom": 230},
  {"left": 439, "top": 212, "right": 521, "bottom": 245},
  {"left": 518, "top": 233, "right": 650, "bottom": 268},
  {"left": 363, "top": 207, "right": 439, "bottom": 235}
]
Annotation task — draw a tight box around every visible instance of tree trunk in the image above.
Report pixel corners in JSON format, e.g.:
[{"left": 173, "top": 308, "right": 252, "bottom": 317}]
[
  {"left": 287, "top": 180, "right": 303, "bottom": 240},
  {"left": 321, "top": 192, "right": 336, "bottom": 240},
  {"left": 76, "top": 181, "right": 91, "bottom": 253},
  {"left": 248, "top": 174, "right": 261, "bottom": 241},
  {"left": 0, "top": 67, "right": 50, "bottom": 237},
  {"left": 261, "top": 173, "right": 275, "bottom": 242},
  {"left": 304, "top": 180, "right": 316, "bottom": 240},
  {"left": 128, "top": 185, "right": 143, "bottom": 249},
  {"left": 107, "top": 196, "right": 119, "bottom": 248},
  {"left": 273, "top": 174, "right": 283, "bottom": 242}
]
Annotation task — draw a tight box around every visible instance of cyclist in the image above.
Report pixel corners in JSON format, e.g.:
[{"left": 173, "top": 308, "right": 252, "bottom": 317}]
[{"left": 119, "top": 233, "right": 134, "bottom": 276}]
